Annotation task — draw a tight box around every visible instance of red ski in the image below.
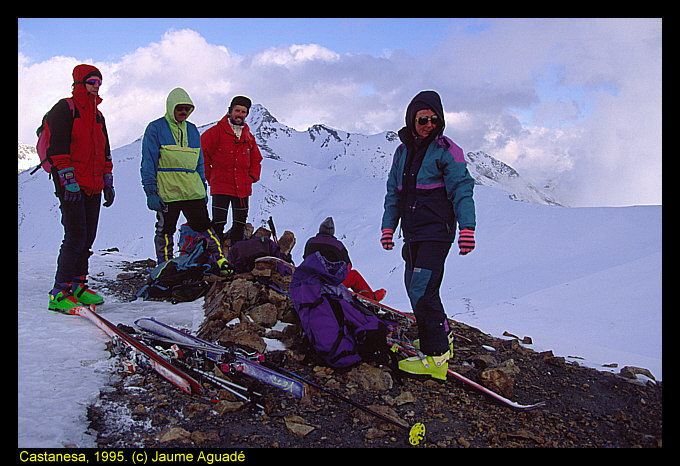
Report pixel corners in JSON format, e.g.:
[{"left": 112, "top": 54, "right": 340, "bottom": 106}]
[
  {"left": 68, "top": 305, "right": 203, "bottom": 396},
  {"left": 353, "top": 294, "right": 545, "bottom": 411}
]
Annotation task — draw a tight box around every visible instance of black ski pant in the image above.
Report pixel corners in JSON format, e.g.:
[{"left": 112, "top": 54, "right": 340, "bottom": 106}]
[
  {"left": 154, "top": 199, "right": 223, "bottom": 264},
  {"left": 211, "top": 194, "right": 249, "bottom": 243},
  {"left": 402, "top": 241, "right": 452, "bottom": 356},
  {"left": 54, "top": 191, "right": 101, "bottom": 285}
]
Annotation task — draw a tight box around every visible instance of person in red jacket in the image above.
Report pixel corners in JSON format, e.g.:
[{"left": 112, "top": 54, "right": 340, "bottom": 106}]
[
  {"left": 45, "top": 64, "right": 115, "bottom": 313},
  {"left": 201, "top": 96, "right": 263, "bottom": 245}
]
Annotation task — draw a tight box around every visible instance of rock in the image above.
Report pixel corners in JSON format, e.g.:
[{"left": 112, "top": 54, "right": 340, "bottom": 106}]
[
  {"left": 347, "top": 363, "right": 393, "bottom": 391},
  {"left": 284, "top": 415, "right": 316, "bottom": 436},
  {"left": 393, "top": 391, "right": 416, "bottom": 406},
  {"left": 158, "top": 427, "right": 191, "bottom": 444},
  {"left": 507, "top": 428, "right": 544, "bottom": 444},
  {"left": 246, "top": 302, "right": 279, "bottom": 328},
  {"left": 278, "top": 231, "right": 296, "bottom": 254},
  {"left": 478, "top": 359, "right": 520, "bottom": 398},
  {"left": 365, "top": 427, "right": 388, "bottom": 440},
  {"left": 502, "top": 331, "right": 533, "bottom": 345},
  {"left": 218, "top": 321, "right": 267, "bottom": 354},
  {"left": 191, "top": 430, "right": 220, "bottom": 445},
  {"left": 456, "top": 436, "right": 471, "bottom": 448},
  {"left": 470, "top": 354, "right": 497, "bottom": 369},
  {"left": 619, "top": 366, "right": 656, "bottom": 381},
  {"left": 214, "top": 400, "right": 246, "bottom": 415}
]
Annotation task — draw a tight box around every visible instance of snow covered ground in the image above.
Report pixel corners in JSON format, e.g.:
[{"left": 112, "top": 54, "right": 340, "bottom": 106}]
[{"left": 17, "top": 185, "right": 661, "bottom": 448}]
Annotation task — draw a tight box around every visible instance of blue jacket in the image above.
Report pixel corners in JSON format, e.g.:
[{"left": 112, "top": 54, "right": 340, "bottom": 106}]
[
  {"left": 381, "top": 134, "right": 476, "bottom": 243},
  {"left": 140, "top": 88, "right": 207, "bottom": 201}
]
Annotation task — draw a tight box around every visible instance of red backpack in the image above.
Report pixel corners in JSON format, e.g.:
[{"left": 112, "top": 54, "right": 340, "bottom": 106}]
[{"left": 31, "top": 98, "right": 75, "bottom": 175}]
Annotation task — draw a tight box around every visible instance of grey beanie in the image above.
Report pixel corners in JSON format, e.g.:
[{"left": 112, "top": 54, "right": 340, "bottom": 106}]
[{"left": 318, "top": 217, "right": 335, "bottom": 235}]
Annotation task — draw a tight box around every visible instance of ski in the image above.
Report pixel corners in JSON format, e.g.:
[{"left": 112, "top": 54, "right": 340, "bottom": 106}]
[
  {"left": 68, "top": 305, "right": 203, "bottom": 395},
  {"left": 134, "top": 317, "right": 305, "bottom": 398},
  {"left": 352, "top": 295, "right": 546, "bottom": 411},
  {"left": 389, "top": 339, "right": 545, "bottom": 410}
]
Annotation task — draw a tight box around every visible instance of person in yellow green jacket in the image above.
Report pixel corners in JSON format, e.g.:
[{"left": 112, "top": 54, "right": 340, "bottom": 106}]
[{"left": 140, "top": 88, "right": 230, "bottom": 273}]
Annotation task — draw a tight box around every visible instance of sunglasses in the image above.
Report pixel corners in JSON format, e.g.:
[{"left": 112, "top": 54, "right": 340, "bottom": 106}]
[
  {"left": 416, "top": 115, "right": 440, "bottom": 125},
  {"left": 175, "top": 105, "right": 193, "bottom": 112},
  {"left": 85, "top": 78, "right": 102, "bottom": 86}
]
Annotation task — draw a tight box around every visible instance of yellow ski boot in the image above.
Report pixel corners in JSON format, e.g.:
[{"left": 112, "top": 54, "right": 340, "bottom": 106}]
[{"left": 398, "top": 350, "right": 450, "bottom": 381}]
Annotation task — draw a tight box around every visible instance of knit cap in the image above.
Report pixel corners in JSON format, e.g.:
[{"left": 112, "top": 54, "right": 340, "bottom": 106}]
[{"left": 318, "top": 217, "right": 335, "bottom": 235}]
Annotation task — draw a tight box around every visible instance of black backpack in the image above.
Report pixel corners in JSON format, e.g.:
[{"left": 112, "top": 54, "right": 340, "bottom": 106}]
[{"left": 137, "top": 240, "right": 215, "bottom": 303}]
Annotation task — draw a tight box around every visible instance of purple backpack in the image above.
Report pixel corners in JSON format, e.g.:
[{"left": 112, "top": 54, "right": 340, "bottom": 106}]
[{"left": 290, "top": 252, "right": 392, "bottom": 368}]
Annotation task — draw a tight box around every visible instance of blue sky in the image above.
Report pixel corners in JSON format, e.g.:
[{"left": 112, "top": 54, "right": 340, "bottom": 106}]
[
  {"left": 18, "top": 18, "right": 662, "bottom": 207},
  {"left": 19, "top": 18, "right": 464, "bottom": 61}
]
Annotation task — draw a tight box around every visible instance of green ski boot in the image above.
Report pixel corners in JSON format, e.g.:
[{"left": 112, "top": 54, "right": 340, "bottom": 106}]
[
  {"left": 48, "top": 288, "right": 80, "bottom": 314},
  {"left": 72, "top": 282, "right": 104, "bottom": 306},
  {"left": 398, "top": 351, "right": 450, "bottom": 381}
]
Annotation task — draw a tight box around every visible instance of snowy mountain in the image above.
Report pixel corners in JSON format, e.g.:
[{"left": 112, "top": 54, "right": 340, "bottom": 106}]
[
  {"left": 18, "top": 104, "right": 661, "bottom": 447},
  {"left": 211, "top": 104, "right": 561, "bottom": 205},
  {"left": 465, "top": 151, "right": 562, "bottom": 206}
]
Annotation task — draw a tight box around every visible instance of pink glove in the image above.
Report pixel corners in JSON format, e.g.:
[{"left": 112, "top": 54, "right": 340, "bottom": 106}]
[
  {"left": 458, "top": 229, "right": 475, "bottom": 255},
  {"left": 381, "top": 228, "right": 395, "bottom": 250}
]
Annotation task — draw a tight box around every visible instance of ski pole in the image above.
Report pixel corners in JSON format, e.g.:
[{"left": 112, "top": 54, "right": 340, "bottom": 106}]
[{"left": 262, "top": 362, "right": 426, "bottom": 446}]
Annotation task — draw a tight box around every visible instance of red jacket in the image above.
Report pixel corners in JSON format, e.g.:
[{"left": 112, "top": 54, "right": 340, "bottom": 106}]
[
  {"left": 47, "top": 64, "right": 112, "bottom": 195},
  {"left": 201, "top": 115, "right": 262, "bottom": 198}
]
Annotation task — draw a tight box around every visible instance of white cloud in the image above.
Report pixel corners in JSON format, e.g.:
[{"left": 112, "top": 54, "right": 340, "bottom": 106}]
[{"left": 252, "top": 44, "right": 340, "bottom": 67}]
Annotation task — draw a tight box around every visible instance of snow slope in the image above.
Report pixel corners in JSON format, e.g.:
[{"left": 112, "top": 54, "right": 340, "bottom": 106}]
[{"left": 18, "top": 113, "right": 661, "bottom": 447}]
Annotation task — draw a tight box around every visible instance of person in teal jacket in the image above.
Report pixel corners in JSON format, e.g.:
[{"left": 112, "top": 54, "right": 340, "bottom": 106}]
[
  {"left": 140, "top": 88, "right": 229, "bottom": 273},
  {"left": 381, "top": 90, "right": 476, "bottom": 380}
]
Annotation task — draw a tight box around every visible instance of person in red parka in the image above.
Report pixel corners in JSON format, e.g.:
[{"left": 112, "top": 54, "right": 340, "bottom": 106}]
[
  {"left": 45, "top": 64, "right": 114, "bottom": 313},
  {"left": 201, "top": 96, "right": 263, "bottom": 245}
]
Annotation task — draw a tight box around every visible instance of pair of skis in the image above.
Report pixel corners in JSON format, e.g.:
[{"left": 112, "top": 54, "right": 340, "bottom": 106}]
[
  {"left": 70, "top": 305, "right": 425, "bottom": 445},
  {"left": 134, "top": 317, "right": 305, "bottom": 399},
  {"left": 68, "top": 305, "right": 304, "bottom": 401}
]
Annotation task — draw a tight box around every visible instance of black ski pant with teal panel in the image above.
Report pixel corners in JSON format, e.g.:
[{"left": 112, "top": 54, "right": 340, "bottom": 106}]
[{"left": 402, "top": 241, "right": 451, "bottom": 356}]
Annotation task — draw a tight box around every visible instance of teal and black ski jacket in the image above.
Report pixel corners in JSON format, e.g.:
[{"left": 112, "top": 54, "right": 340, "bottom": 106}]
[{"left": 381, "top": 133, "right": 476, "bottom": 243}]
